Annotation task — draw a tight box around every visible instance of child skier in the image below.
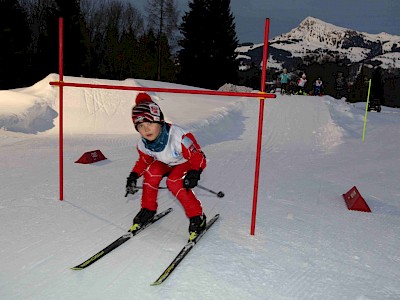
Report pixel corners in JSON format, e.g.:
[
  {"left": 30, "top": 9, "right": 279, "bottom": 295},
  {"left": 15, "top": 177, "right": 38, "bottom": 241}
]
[
  {"left": 313, "top": 78, "right": 323, "bottom": 96},
  {"left": 279, "top": 68, "right": 291, "bottom": 94},
  {"left": 296, "top": 73, "right": 308, "bottom": 95},
  {"left": 126, "top": 92, "right": 207, "bottom": 241}
]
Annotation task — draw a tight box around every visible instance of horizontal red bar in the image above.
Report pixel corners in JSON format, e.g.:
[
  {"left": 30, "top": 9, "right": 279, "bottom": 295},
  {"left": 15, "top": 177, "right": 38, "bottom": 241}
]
[{"left": 49, "top": 81, "right": 276, "bottom": 99}]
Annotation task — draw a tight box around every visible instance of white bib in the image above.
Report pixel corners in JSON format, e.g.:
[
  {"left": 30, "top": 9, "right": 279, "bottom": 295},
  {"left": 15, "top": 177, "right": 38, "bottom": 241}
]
[{"left": 137, "top": 125, "right": 188, "bottom": 166}]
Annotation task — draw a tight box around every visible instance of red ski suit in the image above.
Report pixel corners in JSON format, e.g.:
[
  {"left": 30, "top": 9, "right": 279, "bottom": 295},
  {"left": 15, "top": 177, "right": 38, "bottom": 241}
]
[{"left": 131, "top": 124, "right": 206, "bottom": 218}]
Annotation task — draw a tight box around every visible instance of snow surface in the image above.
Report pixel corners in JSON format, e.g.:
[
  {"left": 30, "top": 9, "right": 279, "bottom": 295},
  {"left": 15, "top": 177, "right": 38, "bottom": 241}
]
[{"left": 1, "top": 75, "right": 400, "bottom": 300}]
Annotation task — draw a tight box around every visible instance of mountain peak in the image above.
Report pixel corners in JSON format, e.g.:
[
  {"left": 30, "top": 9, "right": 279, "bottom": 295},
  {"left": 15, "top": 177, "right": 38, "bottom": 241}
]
[
  {"left": 266, "top": 16, "right": 400, "bottom": 69},
  {"left": 300, "top": 16, "right": 327, "bottom": 26},
  {"left": 276, "top": 16, "right": 347, "bottom": 44}
]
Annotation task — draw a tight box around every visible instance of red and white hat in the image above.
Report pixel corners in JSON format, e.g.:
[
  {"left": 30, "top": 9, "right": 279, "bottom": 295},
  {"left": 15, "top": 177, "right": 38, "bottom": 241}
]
[{"left": 132, "top": 93, "right": 164, "bottom": 130}]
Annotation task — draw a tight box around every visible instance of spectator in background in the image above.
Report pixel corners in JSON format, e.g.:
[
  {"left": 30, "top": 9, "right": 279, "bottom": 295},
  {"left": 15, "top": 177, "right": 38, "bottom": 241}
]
[
  {"left": 279, "top": 68, "right": 291, "bottom": 94},
  {"left": 314, "top": 78, "right": 323, "bottom": 96},
  {"left": 335, "top": 72, "right": 346, "bottom": 98},
  {"left": 296, "top": 73, "right": 307, "bottom": 95}
]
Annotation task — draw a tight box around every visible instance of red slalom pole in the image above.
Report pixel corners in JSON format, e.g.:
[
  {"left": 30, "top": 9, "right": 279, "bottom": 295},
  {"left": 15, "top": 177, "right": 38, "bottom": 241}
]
[
  {"left": 250, "top": 18, "right": 270, "bottom": 235},
  {"left": 59, "top": 17, "right": 64, "bottom": 201},
  {"left": 49, "top": 81, "right": 275, "bottom": 99}
]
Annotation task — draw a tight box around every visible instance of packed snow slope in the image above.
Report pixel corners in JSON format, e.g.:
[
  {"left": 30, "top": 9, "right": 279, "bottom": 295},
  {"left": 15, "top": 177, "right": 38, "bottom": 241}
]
[{"left": 1, "top": 75, "right": 400, "bottom": 300}]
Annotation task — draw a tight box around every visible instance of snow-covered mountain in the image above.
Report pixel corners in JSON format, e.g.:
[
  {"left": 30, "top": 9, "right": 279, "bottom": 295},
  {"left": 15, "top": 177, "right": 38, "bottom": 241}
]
[{"left": 237, "top": 16, "right": 400, "bottom": 70}]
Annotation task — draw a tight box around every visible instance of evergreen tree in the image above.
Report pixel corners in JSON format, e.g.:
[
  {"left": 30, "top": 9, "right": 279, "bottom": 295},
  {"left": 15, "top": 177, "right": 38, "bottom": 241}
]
[
  {"left": 28, "top": 0, "right": 88, "bottom": 79},
  {"left": 178, "top": 0, "right": 238, "bottom": 89},
  {"left": 118, "top": 3, "right": 145, "bottom": 79},
  {"left": 54, "top": 0, "right": 90, "bottom": 76},
  {"left": 0, "top": 0, "right": 32, "bottom": 88},
  {"left": 145, "top": 0, "right": 179, "bottom": 80},
  {"left": 348, "top": 68, "right": 369, "bottom": 103},
  {"left": 81, "top": 0, "right": 110, "bottom": 78},
  {"left": 157, "top": 33, "right": 177, "bottom": 82},
  {"left": 82, "top": 0, "right": 146, "bottom": 80},
  {"left": 145, "top": 0, "right": 179, "bottom": 44},
  {"left": 102, "top": 0, "right": 123, "bottom": 77},
  {"left": 136, "top": 29, "right": 158, "bottom": 79},
  {"left": 28, "top": 0, "right": 60, "bottom": 80}
]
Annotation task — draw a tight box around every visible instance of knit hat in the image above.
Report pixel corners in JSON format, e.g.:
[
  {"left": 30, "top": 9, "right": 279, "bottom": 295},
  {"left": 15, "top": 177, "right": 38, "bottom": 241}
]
[{"left": 132, "top": 93, "right": 164, "bottom": 130}]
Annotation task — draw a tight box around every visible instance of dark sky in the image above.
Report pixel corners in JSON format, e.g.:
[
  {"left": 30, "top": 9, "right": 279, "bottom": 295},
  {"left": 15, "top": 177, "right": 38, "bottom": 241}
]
[{"left": 131, "top": 0, "right": 400, "bottom": 43}]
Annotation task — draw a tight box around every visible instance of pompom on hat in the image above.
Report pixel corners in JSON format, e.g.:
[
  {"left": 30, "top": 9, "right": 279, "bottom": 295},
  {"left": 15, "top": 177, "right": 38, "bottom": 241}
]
[
  {"left": 135, "top": 92, "right": 152, "bottom": 105},
  {"left": 132, "top": 93, "right": 164, "bottom": 130}
]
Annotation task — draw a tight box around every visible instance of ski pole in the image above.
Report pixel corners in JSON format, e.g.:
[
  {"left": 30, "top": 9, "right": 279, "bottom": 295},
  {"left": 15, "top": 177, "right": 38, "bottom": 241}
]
[
  {"left": 133, "top": 186, "right": 169, "bottom": 189},
  {"left": 197, "top": 184, "right": 225, "bottom": 198},
  {"left": 127, "top": 185, "right": 225, "bottom": 198}
]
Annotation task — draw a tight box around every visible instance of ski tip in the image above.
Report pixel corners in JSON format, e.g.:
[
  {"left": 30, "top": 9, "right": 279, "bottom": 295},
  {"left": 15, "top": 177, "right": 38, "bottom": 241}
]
[
  {"left": 71, "top": 266, "right": 83, "bottom": 270},
  {"left": 150, "top": 281, "right": 161, "bottom": 286}
]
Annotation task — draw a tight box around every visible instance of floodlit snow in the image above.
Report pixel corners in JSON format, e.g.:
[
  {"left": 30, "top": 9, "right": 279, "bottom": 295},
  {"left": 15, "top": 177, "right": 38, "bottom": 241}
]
[{"left": 1, "top": 75, "right": 400, "bottom": 300}]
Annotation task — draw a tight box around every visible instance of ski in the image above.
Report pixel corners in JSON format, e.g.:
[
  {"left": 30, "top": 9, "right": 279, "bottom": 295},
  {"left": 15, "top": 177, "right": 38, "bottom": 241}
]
[
  {"left": 71, "top": 208, "right": 173, "bottom": 270},
  {"left": 151, "top": 214, "right": 220, "bottom": 285}
]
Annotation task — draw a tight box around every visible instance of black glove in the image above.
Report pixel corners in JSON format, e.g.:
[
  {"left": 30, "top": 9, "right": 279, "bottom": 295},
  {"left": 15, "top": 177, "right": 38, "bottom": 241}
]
[
  {"left": 183, "top": 170, "right": 201, "bottom": 189},
  {"left": 125, "top": 172, "right": 139, "bottom": 197}
]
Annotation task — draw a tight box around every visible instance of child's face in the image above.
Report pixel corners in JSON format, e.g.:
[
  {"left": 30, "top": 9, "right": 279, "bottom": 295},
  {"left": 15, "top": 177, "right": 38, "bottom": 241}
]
[{"left": 137, "top": 122, "right": 162, "bottom": 141}]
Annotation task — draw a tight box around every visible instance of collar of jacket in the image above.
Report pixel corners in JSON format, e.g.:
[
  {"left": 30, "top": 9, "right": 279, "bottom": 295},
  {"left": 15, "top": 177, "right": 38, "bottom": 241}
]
[{"left": 142, "top": 123, "right": 170, "bottom": 152}]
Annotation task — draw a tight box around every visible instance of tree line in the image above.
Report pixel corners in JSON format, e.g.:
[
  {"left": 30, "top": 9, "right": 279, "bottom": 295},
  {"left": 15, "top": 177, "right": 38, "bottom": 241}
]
[{"left": 0, "top": 0, "right": 239, "bottom": 90}]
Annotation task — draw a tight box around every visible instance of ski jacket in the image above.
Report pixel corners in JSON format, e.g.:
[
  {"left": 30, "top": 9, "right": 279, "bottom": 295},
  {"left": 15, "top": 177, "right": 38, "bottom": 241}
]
[
  {"left": 297, "top": 78, "right": 307, "bottom": 87},
  {"left": 132, "top": 123, "right": 206, "bottom": 175},
  {"left": 315, "top": 80, "right": 323, "bottom": 87},
  {"left": 280, "top": 73, "right": 290, "bottom": 84}
]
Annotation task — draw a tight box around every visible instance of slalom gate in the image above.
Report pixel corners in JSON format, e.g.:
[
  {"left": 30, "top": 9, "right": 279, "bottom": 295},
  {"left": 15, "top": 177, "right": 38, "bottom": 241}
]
[{"left": 50, "top": 17, "right": 276, "bottom": 236}]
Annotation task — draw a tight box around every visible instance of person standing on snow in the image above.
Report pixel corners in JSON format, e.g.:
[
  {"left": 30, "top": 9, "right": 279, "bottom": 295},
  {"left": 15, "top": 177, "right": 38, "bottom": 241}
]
[
  {"left": 297, "top": 73, "right": 307, "bottom": 95},
  {"left": 126, "top": 92, "right": 207, "bottom": 241},
  {"left": 279, "top": 68, "right": 291, "bottom": 94},
  {"left": 314, "top": 78, "right": 323, "bottom": 96}
]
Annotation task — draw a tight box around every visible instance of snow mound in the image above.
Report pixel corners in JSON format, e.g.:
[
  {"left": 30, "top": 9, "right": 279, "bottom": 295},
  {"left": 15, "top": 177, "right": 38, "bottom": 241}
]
[
  {"left": 0, "top": 77, "right": 346, "bottom": 153},
  {"left": 0, "top": 74, "right": 59, "bottom": 133},
  {"left": 218, "top": 83, "right": 254, "bottom": 93},
  {"left": 0, "top": 75, "right": 244, "bottom": 135}
]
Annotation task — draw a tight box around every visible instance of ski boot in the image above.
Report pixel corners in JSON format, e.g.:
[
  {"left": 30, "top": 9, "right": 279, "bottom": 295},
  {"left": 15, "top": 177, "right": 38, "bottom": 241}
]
[
  {"left": 130, "top": 208, "right": 156, "bottom": 232},
  {"left": 188, "top": 214, "right": 207, "bottom": 242}
]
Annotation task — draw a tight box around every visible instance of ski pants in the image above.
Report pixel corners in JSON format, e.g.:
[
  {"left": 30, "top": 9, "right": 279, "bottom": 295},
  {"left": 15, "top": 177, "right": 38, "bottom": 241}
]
[{"left": 141, "top": 160, "right": 203, "bottom": 218}]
